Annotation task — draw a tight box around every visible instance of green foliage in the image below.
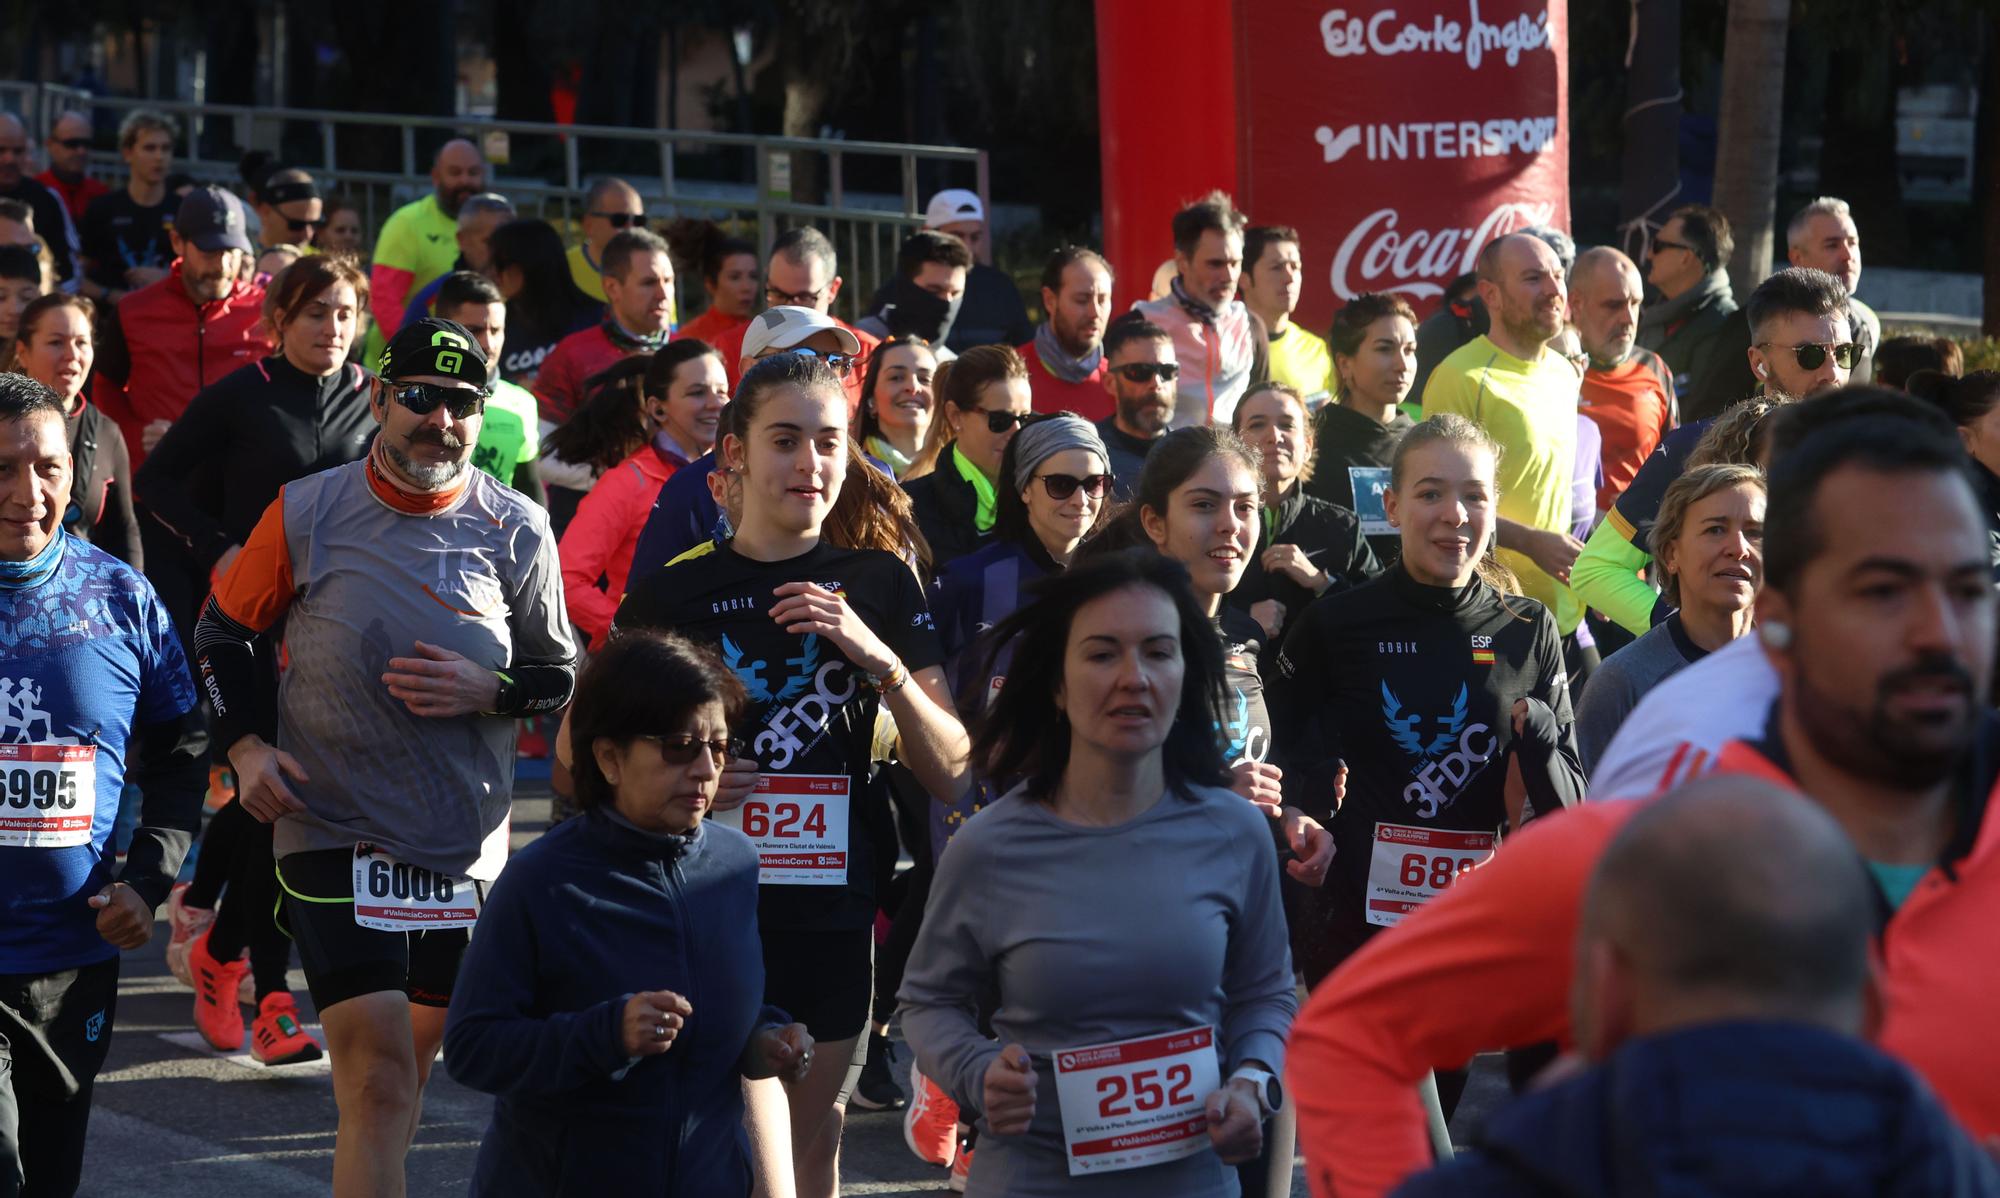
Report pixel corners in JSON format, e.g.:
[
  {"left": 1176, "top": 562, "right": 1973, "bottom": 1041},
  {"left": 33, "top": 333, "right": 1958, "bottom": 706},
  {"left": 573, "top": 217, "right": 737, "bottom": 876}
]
[{"left": 1957, "top": 337, "right": 2000, "bottom": 374}]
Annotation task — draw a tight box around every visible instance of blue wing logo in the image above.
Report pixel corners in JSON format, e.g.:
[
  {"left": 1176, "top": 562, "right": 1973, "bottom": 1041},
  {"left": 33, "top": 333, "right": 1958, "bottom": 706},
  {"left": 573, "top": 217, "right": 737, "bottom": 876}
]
[
  {"left": 721, "top": 634, "right": 773, "bottom": 704},
  {"left": 1381, "top": 682, "right": 1470, "bottom": 759},
  {"left": 1218, "top": 687, "right": 1252, "bottom": 762},
  {"left": 775, "top": 635, "right": 820, "bottom": 703}
]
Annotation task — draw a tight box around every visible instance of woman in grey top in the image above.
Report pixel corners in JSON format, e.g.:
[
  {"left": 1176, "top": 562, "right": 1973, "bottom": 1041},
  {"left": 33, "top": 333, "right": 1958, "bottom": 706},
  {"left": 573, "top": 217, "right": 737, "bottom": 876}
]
[
  {"left": 1576, "top": 464, "right": 1764, "bottom": 773},
  {"left": 900, "top": 549, "right": 1296, "bottom": 1197}
]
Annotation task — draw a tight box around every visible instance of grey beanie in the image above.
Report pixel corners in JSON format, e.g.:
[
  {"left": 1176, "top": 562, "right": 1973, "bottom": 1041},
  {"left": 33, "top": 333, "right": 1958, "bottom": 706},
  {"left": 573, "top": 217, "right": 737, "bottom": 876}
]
[{"left": 1011, "top": 412, "right": 1111, "bottom": 492}]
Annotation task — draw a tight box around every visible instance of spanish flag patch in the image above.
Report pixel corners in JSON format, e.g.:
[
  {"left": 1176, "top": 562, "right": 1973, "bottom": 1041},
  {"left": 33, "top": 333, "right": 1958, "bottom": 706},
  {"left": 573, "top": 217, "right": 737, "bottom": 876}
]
[{"left": 1472, "top": 647, "right": 1495, "bottom": 665}]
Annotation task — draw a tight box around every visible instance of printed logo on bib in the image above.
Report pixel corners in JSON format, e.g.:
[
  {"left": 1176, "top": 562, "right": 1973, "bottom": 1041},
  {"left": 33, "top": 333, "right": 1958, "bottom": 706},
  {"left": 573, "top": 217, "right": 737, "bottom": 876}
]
[
  {"left": 1365, "top": 822, "right": 1495, "bottom": 927},
  {"left": 1053, "top": 1026, "right": 1221, "bottom": 1176},
  {"left": 351, "top": 844, "right": 482, "bottom": 931},
  {"left": 1348, "top": 466, "right": 1393, "bottom": 536},
  {"left": 1381, "top": 681, "right": 1496, "bottom": 817},
  {"left": 712, "top": 773, "right": 850, "bottom": 885},
  {"left": 722, "top": 633, "right": 858, "bottom": 770}
]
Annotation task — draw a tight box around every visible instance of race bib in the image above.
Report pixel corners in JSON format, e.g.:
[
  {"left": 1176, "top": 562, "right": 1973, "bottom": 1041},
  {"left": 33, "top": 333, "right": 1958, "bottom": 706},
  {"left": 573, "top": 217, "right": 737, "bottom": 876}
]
[
  {"left": 1348, "top": 466, "right": 1393, "bottom": 536},
  {"left": 1052, "top": 1025, "right": 1221, "bottom": 1177},
  {"left": 1365, "top": 822, "right": 1494, "bottom": 928},
  {"left": 714, "top": 773, "right": 850, "bottom": 886},
  {"left": 0, "top": 743, "right": 97, "bottom": 848},
  {"left": 351, "top": 845, "right": 482, "bottom": 931}
]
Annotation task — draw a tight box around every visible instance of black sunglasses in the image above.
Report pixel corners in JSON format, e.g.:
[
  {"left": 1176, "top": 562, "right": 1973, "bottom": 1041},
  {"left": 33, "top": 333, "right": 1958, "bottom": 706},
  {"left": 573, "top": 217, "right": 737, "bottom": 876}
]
[
  {"left": 639, "top": 734, "right": 744, "bottom": 765},
  {"left": 49, "top": 137, "right": 91, "bottom": 151},
  {"left": 591, "top": 211, "right": 647, "bottom": 229},
  {"left": 391, "top": 382, "right": 488, "bottom": 419},
  {"left": 981, "top": 409, "right": 1030, "bottom": 435},
  {"left": 1650, "top": 237, "right": 1694, "bottom": 256},
  {"left": 286, "top": 217, "right": 330, "bottom": 233},
  {"left": 1113, "top": 362, "right": 1180, "bottom": 383},
  {"left": 1037, "top": 472, "right": 1111, "bottom": 501},
  {"left": 1758, "top": 341, "right": 1858, "bottom": 371}
]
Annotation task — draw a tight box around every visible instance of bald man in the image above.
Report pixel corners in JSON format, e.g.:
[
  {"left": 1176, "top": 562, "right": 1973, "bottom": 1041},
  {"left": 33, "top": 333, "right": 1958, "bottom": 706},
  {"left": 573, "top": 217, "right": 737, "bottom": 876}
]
[
  {"left": 568, "top": 177, "right": 644, "bottom": 303},
  {"left": 35, "top": 110, "right": 108, "bottom": 226},
  {"left": 0, "top": 113, "right": 78, "bottom": 288},
  {"left": 1394, "top": 777, "right": 2000, "bottom": 1196},
  {"left": 365, "top": 138, "right": 489, "bottom": 363},
  {"left": 1570, "top": 247, "right": 1675, "bottom": 514},
  {"left": 1422, "top": 232, "right": 1592, "bottom": 675}
]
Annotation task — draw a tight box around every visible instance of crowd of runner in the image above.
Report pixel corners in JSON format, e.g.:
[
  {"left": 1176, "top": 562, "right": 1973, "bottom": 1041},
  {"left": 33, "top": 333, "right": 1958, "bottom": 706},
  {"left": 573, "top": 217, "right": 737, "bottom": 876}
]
[{"left": 2, "top": 107, "right": 1999, "bottom": 1198}]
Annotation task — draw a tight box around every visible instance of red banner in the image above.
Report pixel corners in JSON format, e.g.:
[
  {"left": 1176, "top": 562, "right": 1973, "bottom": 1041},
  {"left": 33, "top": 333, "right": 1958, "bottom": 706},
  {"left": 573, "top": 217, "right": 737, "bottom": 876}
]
[{"left": 1233, "top": 0, "right": 1570, "bottom": 330}]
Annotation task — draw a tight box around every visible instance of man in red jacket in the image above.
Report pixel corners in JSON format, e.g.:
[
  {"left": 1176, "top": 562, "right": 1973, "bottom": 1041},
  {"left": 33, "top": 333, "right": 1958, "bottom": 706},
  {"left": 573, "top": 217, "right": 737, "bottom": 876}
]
[
  {"left": 93, "top": 185, "right": 269, "bottom": 468},
  {"left": 1018, "top": 246, "right": 1113, "bottom": 421},
  {"left": 532, "top": 226, "right": 674, "bottom": 425}
]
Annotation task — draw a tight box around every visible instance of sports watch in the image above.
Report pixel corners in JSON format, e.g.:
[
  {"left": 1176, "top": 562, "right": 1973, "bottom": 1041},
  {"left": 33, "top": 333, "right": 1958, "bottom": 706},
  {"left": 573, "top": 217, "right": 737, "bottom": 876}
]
[{"left": 1230, "top": 1066, "right": 1283, "bottom": 1120}]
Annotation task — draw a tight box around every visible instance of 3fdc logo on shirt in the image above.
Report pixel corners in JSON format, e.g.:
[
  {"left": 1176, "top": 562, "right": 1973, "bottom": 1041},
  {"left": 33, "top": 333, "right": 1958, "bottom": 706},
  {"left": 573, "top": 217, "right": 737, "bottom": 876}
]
[
  {"left": 723, "top": 633, "right": 857, "bottom": 770},
  {"left": 1380, "top": 681, "right": 1496, "bottom": 817}
]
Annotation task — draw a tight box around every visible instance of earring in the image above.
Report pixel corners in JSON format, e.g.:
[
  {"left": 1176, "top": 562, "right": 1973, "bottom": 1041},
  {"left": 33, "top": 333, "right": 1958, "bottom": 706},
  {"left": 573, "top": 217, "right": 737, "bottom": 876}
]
[{"left": 1759, "top": 621, "right": 1791, "bottom": 650}]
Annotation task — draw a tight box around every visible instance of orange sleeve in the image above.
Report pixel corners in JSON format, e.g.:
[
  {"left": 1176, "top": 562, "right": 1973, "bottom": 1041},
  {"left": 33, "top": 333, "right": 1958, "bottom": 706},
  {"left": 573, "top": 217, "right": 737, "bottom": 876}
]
[
  {"left": 558, "top": 465, "right": 639, "bottom": 650},
  {"left": 212, "top": 490, "right": 297, "bottom": 633},
  {"left": 1290, "top": 803, "right": 1633, "bottom": 1198}
]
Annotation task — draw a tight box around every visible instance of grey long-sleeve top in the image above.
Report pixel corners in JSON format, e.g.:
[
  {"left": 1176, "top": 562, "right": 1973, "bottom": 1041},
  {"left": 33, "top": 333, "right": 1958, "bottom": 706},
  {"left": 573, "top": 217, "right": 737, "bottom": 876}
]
[{"left": 899, "top": 782, "right": 1297, "bottom": 1198}]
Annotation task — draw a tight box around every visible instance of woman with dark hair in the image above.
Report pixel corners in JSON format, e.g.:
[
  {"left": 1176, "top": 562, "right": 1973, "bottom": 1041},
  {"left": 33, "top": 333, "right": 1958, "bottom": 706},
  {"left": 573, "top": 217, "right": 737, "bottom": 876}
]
[
  {"left": 899, "top": 548, "right": 1297, "bottom": 1197},
  {"left": 1307, "top": 292, "right": 1419, "bottom": 562},
  {"left": 538, "top": 355, "right": 652, "bottom": 531},
  {"left": 444, "top": 628, "right": 815, "bottom": 1196},
  {"left": 676, "top": 231, "right": 759, "bottom": 347},
  {"left": 1274, "top": 414, "right": 1584, "bottom": 992},
  {"left": 901, "top": 344, "right": 1035, "bottom": 571},
  {"left": 487, "top": 219, "right": 602, "bottom": 387},
  {"left": 857, "top": 336, "right": 939, "bottom": 479},
  {"left": 615, "top": 353, "right": 967, "bottom": 1198},
  {"left": 1231, "top": 381, "right": 1379, "bottom": 648},
  {"left": 319, "top": 195, "right": 367, "bottom": 258},
  {"left": 559, "top": 340, "right": 728, "bottom": 649},
  {"left": 138, "top": 253, "right": 379, "bottom": 1069},
  {"left": 11, "top": 293, "right": 140, "bottom": 565},
  {"left": 1909, "top": 369, "right": 2000, "bottom": 582},
  {"left": 0, "top": 242, "right": 43, "bottom": 350}
]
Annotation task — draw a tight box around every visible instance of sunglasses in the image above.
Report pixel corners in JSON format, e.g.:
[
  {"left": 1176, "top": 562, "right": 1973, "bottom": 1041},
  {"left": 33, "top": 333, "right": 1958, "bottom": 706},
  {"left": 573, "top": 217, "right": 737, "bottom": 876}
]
[
  {"left": 768, "top": 346, "right": 855, "bottom": 376},
  {"left": 1650, "top": 237, "right": 1694, "bottom": 256},
  {"left": 1037, "top": 472, "right": 1111, "bottom": 501},
  {"left": 1113, "top": 362, "right": 1180, "bottom": 383},
  {"left": 590, "top": 211, "right": 648, "bottom": 229},
  {"left": 1758, "top": 341, "right": 1858, "bottom": 371},
  {"left": 285, "top": 217, "right": 330, "bottom": 233},
  {"left": 49, "top": 137, "right": 91, "bottom": 151},
  {"left": 391, "top": 382, "right": 488, "bottom": 419},
  {"left": 640, "top": 733, "right": 745, "bottom": 765},
  {"left": 981, "top": 409, "right": 1030, "bottom": 435}
]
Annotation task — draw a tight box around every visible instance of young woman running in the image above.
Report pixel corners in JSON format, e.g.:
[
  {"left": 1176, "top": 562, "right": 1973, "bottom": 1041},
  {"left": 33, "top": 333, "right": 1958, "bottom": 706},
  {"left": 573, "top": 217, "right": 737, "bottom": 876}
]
[{"left": 614, "top": 352, "right": 969, "bottom": 1198}]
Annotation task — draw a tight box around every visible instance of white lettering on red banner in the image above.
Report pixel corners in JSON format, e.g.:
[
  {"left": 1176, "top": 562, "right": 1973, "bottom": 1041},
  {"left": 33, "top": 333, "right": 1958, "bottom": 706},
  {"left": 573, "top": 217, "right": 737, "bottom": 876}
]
[
  {"left": 1319, "top": 1, "right": 1554, "bottom": 69},
  {"left": 1315, "top": 116, "right": 1557, "bottom": 163},
  {"left": 1331, "top": 202, "right": 1556, "bottom": 301}
]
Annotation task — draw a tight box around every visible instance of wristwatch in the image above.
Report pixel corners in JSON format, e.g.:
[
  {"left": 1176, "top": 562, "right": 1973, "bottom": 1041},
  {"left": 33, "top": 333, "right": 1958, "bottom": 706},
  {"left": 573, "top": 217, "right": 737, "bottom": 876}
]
[{"left": 1230, "top": 1066, "right": 1282, "bottom": 1120}]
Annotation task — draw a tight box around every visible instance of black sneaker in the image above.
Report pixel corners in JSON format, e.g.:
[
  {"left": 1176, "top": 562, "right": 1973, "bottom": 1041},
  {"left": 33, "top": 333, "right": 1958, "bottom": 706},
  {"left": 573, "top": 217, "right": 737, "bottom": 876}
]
[{"left": 852, "top": 1032, "right": 906, "bottom": 1111}]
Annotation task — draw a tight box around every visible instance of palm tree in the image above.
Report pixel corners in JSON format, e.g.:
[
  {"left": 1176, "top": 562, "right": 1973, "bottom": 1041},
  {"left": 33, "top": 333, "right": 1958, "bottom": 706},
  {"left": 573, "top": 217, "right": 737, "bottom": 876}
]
[{"left": 1711, "top": 0, "right": 1790, "bottom": 297}]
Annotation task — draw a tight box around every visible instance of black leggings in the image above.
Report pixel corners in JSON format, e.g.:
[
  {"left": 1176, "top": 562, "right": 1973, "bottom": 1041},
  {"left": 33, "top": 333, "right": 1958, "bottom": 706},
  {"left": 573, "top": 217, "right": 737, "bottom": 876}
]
[{"left": 201, "top": 801, "right": 293, "bottom": 1001}]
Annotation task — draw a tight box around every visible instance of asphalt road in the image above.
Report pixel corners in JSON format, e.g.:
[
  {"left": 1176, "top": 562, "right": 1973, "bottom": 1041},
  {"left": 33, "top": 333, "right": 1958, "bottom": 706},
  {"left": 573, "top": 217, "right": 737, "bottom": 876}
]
[{"left": 75, "top": 786, "right": 1506, "bottom": 1196}]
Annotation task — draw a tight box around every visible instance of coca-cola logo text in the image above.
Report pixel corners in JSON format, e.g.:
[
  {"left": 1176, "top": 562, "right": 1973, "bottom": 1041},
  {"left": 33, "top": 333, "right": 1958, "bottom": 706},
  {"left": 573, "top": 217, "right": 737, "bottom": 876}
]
[
  {"left": 1320, "top": 1, "right": 1553, "bottom": 70},
  {"left": 1331, "top": 202, "right": 1555, "bottom": 300}
]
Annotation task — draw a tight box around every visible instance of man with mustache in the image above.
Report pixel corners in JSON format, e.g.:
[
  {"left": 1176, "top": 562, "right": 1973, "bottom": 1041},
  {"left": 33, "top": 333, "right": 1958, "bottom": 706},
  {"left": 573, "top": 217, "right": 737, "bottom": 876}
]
[
  {"left": 192, "top": 316, "right": 576, "bottom": 1196},
  {"left": 364, "top": 139, "right": 488, "bottom": 367},
  {"left": 1422, "top": 232, "right": 1594, "bottom": 681},
  {"left": 1288, "top": 403, "right": 2000, "bottom": 1198},
  {"left": 1095, "top": 316, "right": 1177, "bottom": 500}
]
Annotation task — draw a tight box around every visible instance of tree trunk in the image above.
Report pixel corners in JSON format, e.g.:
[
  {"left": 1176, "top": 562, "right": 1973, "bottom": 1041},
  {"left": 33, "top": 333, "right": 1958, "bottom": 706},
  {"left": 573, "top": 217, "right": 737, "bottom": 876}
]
[
  {"left": 1712, "top": 0, "right": 1790, "bottom": 296},
  {"left": 1618, "top": 0, "right": 1684, "bottom": 262}
]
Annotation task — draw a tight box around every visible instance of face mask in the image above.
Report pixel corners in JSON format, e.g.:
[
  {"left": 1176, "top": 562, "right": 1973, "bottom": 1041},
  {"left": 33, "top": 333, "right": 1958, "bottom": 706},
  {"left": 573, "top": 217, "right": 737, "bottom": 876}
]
[{"left": 884, "top": 275, "right": 961, "bottom": 345}]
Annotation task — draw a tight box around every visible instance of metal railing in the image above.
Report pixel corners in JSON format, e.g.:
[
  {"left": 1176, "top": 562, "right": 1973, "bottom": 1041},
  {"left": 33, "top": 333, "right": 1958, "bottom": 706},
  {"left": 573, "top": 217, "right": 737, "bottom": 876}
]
[{"left": 0, "top": 82, "right": 989, "bottom": 324}]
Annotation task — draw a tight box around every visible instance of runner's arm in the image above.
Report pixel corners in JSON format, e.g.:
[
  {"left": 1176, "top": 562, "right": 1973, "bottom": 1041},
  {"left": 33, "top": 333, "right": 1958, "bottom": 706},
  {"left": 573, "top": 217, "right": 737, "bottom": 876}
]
[
  {"left": 1513, "top": 614, "right": 1586, "bottom": 819},
  {"left": 191, "top": 492, "right": 297, "bottom": 754},
  {"left": 880, "top": 571, "right": 970, "bottom": 802},
  {"left": 133, "top": 384, "right": 235, "bottom": 575},
  {"left": 1220, "top": 805, "right": 1298, "bottom": 1077},
  {"left": 497, "top": 516, "right": 580, "bottom": 716},
  {"left": 94, "top": 422, "right": 143, "bottom": 568},
  {"left": 1570, "top": 516, "right": 1665, "bottom": 636},
  {"left": 557, "top": 468, "right": 635, "bottom": 649},
  {"left": 117, "top": 706, "right": 208, "bottom": 912},
  {"left": 1273, "top": 606, "right": 1344, "bottom": 822},
  {"left": 897, "top": 829, "right": 1005, "bottom": 1112},
  {"left": 1290, "top": 809, "right": 1613, "bottom": 1198}
]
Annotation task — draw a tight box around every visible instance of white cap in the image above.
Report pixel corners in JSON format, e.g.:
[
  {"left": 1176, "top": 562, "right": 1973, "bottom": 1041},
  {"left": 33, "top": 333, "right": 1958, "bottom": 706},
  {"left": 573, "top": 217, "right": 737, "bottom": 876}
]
[
  {"left": 739, "top": 306, "right": 863, "bottom": 368},
  {"left": 924, "top": 188, "right": 985, "bottom": 229}
]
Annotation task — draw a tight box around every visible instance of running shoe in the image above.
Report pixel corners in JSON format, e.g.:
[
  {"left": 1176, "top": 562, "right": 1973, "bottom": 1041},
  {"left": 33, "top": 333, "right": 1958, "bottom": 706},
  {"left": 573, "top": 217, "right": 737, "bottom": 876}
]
[
  {"left": 949, "top": 1140, "right": 974, "bottom": 1192},
  {"left": 852, "top": 1033, "right": 905, "bottom": 1111},
  {"left": 191, "top": 928, "right": 249, "bottom": 1051},
  {"left": 903, "top": 1061, "right": 959, "bottom": 1167},
  {"left": 250, "top": 992, "right": 323, "bottom": 1066},
  {"left": 164, "top": 883, "right": 215, "bottom": 989}
]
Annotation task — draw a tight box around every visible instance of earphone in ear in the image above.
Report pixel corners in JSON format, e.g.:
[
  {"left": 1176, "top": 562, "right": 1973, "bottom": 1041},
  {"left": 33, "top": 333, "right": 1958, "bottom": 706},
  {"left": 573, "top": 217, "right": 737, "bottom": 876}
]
[
  {"left": 1755, "top": 363, "right": 1768, "bottom": 379},
  {"left": 1759, "top": 621, "right": 1791, "bottom": 650}
]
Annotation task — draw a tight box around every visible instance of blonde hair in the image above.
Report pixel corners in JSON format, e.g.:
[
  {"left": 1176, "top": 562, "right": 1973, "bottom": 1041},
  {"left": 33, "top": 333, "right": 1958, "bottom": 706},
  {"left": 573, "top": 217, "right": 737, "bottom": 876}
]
[
  {"left": 1650, "top": 463, "right": 1765, "bottom": 608},
  {"left": 1389, "top": 413, "right": 1523, "bottom": 599}
]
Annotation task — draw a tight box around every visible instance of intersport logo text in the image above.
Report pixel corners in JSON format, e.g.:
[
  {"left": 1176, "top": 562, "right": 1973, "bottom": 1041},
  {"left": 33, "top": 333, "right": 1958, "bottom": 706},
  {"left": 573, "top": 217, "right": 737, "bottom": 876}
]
[{"left": 1331, "top": 201, "right": 1555, "bottom": 301}]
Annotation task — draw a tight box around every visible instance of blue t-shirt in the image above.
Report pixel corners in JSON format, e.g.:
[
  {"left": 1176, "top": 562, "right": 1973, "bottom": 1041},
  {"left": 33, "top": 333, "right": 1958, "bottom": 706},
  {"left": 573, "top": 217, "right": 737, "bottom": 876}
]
[{"left": 0, "top": 535, "right": 197, "bottom": 972}]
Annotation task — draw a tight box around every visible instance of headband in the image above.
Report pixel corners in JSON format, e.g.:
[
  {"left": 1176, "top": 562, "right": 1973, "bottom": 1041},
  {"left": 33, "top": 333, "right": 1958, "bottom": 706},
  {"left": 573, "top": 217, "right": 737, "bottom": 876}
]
[{"left": 1011, "top": 412, "right": 1110, "bottom": 493}]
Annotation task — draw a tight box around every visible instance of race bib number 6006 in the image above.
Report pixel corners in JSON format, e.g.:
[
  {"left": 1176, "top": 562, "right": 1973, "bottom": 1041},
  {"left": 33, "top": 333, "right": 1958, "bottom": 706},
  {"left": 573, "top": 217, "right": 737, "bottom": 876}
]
[{"left": 351, "top": 845, "right": 482, "bottom": 931}]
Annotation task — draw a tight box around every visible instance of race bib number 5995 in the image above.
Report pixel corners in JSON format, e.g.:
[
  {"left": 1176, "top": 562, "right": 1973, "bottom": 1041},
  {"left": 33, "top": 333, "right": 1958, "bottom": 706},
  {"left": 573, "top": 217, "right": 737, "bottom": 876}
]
[{"left": 0, "top": 743, "right": 96, "bottom": 848}]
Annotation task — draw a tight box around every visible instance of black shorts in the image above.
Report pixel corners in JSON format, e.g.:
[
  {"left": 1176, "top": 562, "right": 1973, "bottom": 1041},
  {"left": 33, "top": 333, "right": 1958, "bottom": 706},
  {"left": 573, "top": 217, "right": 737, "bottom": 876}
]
[
  {"left": 276, "top": 848, "right": 476, "bottom": 1011},
  {"left": 0, "top": 955, "right": 119, "bottom": 1196},
  {"left": 762, "top": 927, "right": 872, "bottom": 1043}
]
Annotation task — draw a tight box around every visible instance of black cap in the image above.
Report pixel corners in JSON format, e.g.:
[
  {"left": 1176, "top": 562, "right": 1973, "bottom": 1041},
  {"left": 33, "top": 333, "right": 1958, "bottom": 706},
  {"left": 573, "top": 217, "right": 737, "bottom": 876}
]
[
  {"left": 174, "top": 185, "right": 253, "bottom": 254},
  {"left": 378, "top": 317, "right": 490, "bottom": 386}
]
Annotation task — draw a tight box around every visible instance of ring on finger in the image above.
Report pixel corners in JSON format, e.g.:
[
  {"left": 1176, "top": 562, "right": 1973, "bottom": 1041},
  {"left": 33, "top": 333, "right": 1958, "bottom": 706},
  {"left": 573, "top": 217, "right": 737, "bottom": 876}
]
[{"left": 654, "top": 1023, "right": 667, "bottom": 1038}]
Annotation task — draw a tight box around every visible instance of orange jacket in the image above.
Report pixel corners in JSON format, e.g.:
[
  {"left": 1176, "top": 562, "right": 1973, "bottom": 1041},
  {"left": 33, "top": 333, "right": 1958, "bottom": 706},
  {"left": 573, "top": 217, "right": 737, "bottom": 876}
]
[
  {"left": 557, "top": 444, "right": 681, "bottom": 650},
  {"left": 1288, "top": 739, "right": 2000, "bottom": 1198}
]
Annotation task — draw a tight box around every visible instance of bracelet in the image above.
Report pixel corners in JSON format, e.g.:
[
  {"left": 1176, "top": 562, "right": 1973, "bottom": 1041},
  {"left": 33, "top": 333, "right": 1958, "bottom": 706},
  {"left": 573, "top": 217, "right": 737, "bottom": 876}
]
[{"left": 863, "top": 660, "right": 909, "bottom": 694}]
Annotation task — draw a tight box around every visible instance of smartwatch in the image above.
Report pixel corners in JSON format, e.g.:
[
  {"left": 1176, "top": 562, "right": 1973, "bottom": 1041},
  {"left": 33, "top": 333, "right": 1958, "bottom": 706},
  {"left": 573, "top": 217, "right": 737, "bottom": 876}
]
[{"left": 1230, "top": 1066, "right": 1282, "bottom": 1120}]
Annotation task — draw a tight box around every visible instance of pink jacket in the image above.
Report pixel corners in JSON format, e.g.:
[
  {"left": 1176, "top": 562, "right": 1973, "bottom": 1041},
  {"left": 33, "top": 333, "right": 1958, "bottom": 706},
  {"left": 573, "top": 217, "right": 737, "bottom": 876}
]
[{"left": 558, "top": 444, "right": 682, "bottom": 649}]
